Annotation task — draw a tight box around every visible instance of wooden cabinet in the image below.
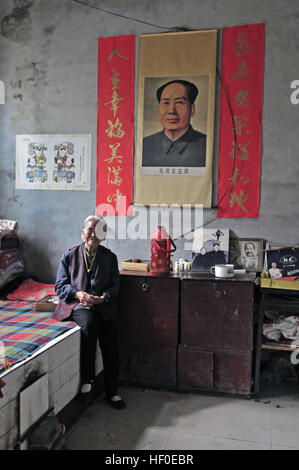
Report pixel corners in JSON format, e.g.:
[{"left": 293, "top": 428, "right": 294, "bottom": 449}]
[
  {"left": 117, "top": 272, "right": 179, "bottom": 390},
  {"left": 118, "top": 272, "right": 256, "bottom": 396},
  {"left": 178, "top": 275, "right": 255, "bottom": 396}
]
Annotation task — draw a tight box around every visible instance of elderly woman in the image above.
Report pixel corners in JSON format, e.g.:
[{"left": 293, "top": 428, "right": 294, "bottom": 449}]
[{"left": 53, "top": 215, "right": 125, "bottom": 409}]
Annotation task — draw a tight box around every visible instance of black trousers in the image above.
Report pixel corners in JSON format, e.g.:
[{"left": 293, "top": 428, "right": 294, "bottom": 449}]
[{"left": 71, "top": 307, "right": 119, "bottom": 399}]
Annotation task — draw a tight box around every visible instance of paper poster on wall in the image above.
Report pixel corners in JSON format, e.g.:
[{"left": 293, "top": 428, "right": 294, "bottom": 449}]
[
  {"left": 135, "top": 30, "right": 217, "bottom": 207},
  {"left": 15, "top": 134, "right": 91, "bottom": 190}
]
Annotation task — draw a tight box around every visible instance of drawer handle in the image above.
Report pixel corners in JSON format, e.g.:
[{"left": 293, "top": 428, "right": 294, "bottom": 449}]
[{"left": 141, "top": 282, "right": 149, "bottom": 292}]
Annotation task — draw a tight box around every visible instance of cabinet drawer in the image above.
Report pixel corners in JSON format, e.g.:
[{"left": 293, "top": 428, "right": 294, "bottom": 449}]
[
  {"left": 118, "top": 275, "right": 179, "bottom": 344},
  {"left": 181, "top": 279, "right": 254, "bottom": 350}
]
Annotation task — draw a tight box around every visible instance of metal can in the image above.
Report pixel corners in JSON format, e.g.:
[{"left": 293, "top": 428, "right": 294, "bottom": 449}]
[
  {"left": 179, "top": 259, "right": 185, "bottom": 271},
  {"left": 185, "top": 261, "right": 191, "bottom": 271}
]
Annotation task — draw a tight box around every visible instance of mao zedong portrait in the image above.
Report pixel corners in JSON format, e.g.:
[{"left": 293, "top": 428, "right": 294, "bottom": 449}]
[{"left": 142, "top": 79, "right": 207, "bottom": 168}]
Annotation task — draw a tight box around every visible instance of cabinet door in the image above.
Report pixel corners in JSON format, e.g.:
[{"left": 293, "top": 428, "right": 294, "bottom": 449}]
[
  {"left": 181, "top": 279, "right": 254, "bottom": 351},
  {"left": 177, "top": 345, "right": 214, "bottom": 391},
  {"left": 119, "top": 341, "right": 177, "bottom": 390},
  {"left": 118, "top": 275, "right": 179, "bottom": 344},
  {"left": 214, "top": 350, "right": 252, "bottom": 395}
]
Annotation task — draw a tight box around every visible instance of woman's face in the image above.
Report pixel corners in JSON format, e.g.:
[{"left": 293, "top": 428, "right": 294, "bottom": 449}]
[{"left": 82, "top": 220, "right": 101, "bottom": 252}]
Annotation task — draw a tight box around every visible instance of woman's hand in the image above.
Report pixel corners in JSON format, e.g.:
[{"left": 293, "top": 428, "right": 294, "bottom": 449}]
[
  {"left": 75, "top": 291, "right": 95, "bottom": 307},
  {"left": 75, "top": 291, "right": 105, "bottom": 306},
  {"left": 90, "top": 295, "right": 105, "bottom": 304}
]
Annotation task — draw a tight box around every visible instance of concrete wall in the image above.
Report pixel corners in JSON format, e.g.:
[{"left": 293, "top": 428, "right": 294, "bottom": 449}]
[{"left": 0, "top": 0, "right": 298, "bottom": 282}]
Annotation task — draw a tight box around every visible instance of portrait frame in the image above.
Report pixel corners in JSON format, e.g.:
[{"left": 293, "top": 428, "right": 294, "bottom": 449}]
[
  {"left": 191, "top": 228, "right": 229, "bottom": 272},
  {"left": 135, "top": 30, "right": 217, "bottom": 207},
  {"left": 229, "top": 238, "right": 265, "bottom": 272},
  {"left": 141, "top": 74, "right": 209, "bottom": 176}
]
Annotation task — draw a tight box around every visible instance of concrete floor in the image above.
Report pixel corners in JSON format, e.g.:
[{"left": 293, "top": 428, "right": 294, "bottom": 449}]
[{"left": 63, "top": 383, "right": 299, "bottom": 450}]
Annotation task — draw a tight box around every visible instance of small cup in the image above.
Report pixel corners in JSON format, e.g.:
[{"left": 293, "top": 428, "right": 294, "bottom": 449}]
[{"left": 210, "top": 264, "right": 234, "bottom": 278}]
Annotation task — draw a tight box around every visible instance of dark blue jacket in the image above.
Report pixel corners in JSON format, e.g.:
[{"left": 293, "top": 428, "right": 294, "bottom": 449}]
[{"left": 54, "top": 243, "right": 119, "bottom": 321}]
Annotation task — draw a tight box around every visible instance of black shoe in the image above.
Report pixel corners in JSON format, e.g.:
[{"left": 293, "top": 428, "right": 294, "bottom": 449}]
[
  {"left": 80, "top": 381, "right": 95, "bottom": 404},
  {"left": 107, "top": 395, "right": 126, "bottom": 409}
]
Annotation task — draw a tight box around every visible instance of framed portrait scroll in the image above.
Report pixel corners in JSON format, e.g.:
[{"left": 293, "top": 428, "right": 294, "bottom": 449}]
[{"left": 135, "top": 30, "right": 217, "bottom": 207}]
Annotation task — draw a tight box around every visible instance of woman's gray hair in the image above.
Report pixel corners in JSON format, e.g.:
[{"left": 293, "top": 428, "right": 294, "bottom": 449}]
[
  {"left": 82, "top": 215, "right": 107, "bottom": 240},
  {"left": 83, "top": 215, "right": 104, "bottom": 228}
]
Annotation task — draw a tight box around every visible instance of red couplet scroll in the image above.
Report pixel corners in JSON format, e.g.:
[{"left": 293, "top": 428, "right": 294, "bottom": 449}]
[
  {"left": 217, "top": 23, "right": 265, "bottom": 218},
  {"left": 96, "top": 34, "right": 135, "bottom": 216}
]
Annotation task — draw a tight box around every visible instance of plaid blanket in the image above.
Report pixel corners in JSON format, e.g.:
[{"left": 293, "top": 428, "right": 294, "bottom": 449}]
[{"left": 0, "top": 300, "right": 77, "bottom": 376}]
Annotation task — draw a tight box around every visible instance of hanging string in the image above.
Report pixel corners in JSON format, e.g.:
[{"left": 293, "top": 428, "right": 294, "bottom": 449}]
[
  {"left": 215, "top": 65, "right": 239, "bottom": 208},
  {"left": 72, "top": 0, "right": 185, "bottom": 31}
]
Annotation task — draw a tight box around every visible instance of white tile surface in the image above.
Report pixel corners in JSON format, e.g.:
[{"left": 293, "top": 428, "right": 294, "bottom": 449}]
[
  {"left": 166, "top": 430, "right": 271, "bottom": 450},
  {"left": 65, "top": 385, "right": 299, "bottom": 451},
  {"left": 59, "top": 352, "right": 80, "bottom": 387},
  {"left": 173, "top": 394, "right": 271, "bottom": 445},
  {"left": 270, "top": 405, "right": 299, "bottom": 448},
  {"left": 0, "top": 326, "right": 81, "bottom": 449},
  {"left": 48, "top": 330, "right": 80, "bottom": 371},
  {"left": 19, "top": 373, "right": 49, "bottom": 437},
  {"left": 0, "top": 364, "right": 24, "bottom": 409},
  {"left": 23, "top": 350, "right": 49, "bottom": 382},
  {"left": 0, "top": 424, "right": 18, "bottom": 450},
  {"left": 0, "top": 398, "right": 18, "bottom": 440},
  {"left": 50, "top": 373, "right": 81, "bottom": 414}
]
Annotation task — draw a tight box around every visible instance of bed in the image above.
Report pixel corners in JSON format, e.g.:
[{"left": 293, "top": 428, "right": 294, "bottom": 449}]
[{"left": 0, "top": 282, "right": 103, "bottom": 450}]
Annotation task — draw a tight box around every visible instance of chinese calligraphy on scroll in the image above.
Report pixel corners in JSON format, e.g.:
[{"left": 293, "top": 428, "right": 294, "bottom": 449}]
[
  {"left": 96, "top": 35, "right": 135, "bottom": 216},
  {"left": 217, "top": 23, "right": 265, "bottom": 218}
]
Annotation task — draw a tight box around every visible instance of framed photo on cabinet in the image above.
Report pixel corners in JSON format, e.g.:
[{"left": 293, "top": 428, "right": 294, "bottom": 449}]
[{"left": 229, "top": 238, "right": 265, "bottom": 272}]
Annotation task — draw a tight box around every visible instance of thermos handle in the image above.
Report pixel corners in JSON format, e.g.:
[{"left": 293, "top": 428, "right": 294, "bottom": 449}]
[{"left": 152, "top": 237, "right": 176, "bottom": 254}]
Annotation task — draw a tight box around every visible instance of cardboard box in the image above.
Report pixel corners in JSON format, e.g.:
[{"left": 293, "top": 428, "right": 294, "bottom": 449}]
[
  {"left": 261, "top": 278, "right": 299, "bottom": 291},
  {"left": 35, "top": 295, "right": 59, "bottom": 312},
  {"left": 121, "top": 260, "right": 150, "bottom": 272}
]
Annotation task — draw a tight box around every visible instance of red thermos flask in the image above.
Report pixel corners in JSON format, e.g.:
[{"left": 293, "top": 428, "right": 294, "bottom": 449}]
[{"left": 150, "top": 226, "right": 176, "bottom": 273}]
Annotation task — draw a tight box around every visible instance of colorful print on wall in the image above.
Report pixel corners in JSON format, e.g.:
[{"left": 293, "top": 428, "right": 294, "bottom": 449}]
[
  {"left": 15, "top": 134, "right": 91, "bottom": 190},
  {"left": 217, "top": 23, "right": 265, "bottom": 218}
]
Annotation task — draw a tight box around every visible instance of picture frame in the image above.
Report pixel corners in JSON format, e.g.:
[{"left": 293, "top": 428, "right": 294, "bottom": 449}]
[
  {"left": 229, "top": 238, "right": 265, "bottom": 272},
  {"left": 191, "top": 228, "right": 229, "bottom": 272},
  {"left": 135, "top": 30, "right": 217, "bottom": 207}
]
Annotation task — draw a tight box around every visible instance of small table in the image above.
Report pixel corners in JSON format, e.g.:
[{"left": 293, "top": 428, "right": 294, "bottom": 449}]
[{"left": 254, "top": 287, "right": 299, "bottom": 395}]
